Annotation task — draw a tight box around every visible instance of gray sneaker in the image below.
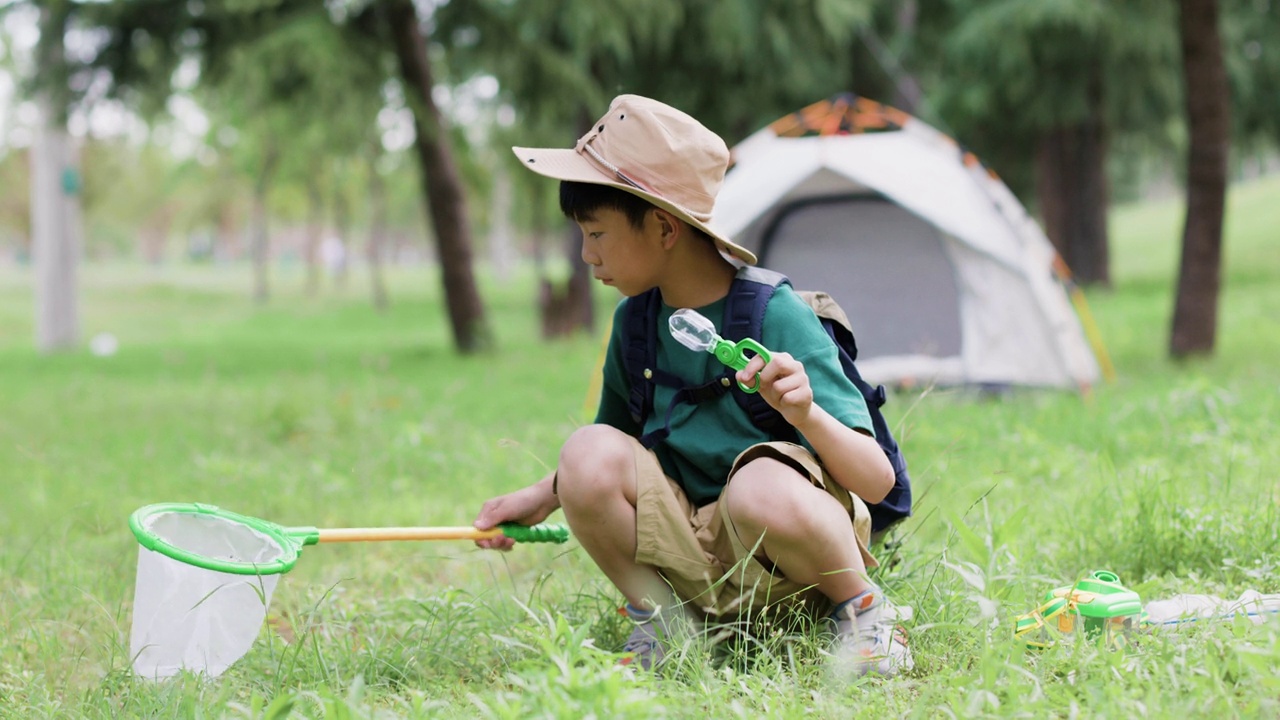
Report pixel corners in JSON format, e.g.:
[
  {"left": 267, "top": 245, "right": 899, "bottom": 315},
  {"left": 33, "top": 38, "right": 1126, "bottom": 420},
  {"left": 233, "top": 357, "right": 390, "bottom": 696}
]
[
  {"left": 829, "top": 592, "right": 914, "bottom": 678},
  {"left": 619, "top": 615, "right": 666, "bottom": 670},
  {"left": 618, "top": 604, "right": 690, "bottom": 670}
]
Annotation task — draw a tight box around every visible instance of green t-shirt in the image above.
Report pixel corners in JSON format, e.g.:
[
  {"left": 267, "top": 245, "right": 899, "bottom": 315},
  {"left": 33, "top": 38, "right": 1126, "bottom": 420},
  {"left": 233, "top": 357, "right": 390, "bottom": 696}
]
[{"left": 594, "top": 284, "right": 874, "bottom": 507}]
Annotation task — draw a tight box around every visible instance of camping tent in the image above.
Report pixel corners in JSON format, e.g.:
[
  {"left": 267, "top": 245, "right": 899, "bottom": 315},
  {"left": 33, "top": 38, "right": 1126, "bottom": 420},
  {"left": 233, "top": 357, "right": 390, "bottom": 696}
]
[{"left": 714, "top": 95, "right": 1109, "bottom": 390}]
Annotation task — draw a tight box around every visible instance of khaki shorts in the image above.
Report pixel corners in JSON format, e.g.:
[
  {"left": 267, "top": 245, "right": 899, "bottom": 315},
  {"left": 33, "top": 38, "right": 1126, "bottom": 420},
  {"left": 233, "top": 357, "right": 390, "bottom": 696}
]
[{"left": 631, "top": 438, "right": 877, "bottom": 619}]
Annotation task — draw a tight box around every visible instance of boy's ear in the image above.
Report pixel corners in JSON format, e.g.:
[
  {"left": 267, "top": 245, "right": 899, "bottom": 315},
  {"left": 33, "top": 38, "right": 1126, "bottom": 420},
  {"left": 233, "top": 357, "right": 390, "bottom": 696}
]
[{"left": 651, "top": 208, "right": 680, "bottom": 249}]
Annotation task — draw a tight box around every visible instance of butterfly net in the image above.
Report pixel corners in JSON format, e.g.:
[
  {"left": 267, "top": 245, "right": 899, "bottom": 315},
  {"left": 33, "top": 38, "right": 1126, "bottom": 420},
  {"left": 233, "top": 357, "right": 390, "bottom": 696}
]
[{"left": 129, "top": 506, "right": 297, "bottom": 679}]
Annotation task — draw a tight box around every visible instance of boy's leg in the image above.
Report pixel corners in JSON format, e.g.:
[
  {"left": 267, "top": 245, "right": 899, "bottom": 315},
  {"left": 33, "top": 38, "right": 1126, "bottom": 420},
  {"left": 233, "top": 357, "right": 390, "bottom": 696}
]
[
  {"left": 721, "top": 457, "right": 870, "bottom": 602},
  {"left": 721, "top": 454, "right": 912, "bottom": 677},
  {"left": 556, "top": 424, "right": 680, "bottom": 614}
]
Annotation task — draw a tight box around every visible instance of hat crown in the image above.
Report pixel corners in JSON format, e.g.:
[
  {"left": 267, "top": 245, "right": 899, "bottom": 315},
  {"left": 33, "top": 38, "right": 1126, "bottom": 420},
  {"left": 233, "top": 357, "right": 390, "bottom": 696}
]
[
  {"left": 575, "top": 95, "right": 729, "bottom": 221},
  {"left": 510, "top": 94, "right": 757, "bottom": 265}
]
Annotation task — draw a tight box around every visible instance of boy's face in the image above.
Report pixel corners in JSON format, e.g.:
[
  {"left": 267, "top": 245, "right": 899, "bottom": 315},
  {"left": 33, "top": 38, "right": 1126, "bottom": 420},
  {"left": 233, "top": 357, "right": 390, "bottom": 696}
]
[{"left": 576, "top": 207, "right": 668, "bottom": 297}]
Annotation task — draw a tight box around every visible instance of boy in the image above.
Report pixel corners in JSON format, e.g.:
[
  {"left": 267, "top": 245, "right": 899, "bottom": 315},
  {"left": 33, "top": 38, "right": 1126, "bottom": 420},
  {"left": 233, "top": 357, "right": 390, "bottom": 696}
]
[{"left": 472, "top": 95, "right": 912, "bottom": 677}]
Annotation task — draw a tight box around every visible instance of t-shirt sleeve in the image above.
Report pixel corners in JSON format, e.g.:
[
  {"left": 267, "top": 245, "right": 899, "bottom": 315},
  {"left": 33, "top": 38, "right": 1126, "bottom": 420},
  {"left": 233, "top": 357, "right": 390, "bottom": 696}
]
[
  {"left": 760, "top": 285, "right": 875, "bottom": 437},
  {"left": 593, "top": 300, "right": 643, "bottom": 436}
]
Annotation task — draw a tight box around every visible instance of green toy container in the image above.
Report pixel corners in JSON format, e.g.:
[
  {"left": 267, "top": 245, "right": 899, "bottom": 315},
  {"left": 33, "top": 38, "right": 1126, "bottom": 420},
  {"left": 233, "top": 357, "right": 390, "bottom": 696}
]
[
  {"left": 1015, "top": 570, "right": 1143, "bottom": 648},
  {"left": 1048, "top": 570, "right": 1143, "bottom": 637}
]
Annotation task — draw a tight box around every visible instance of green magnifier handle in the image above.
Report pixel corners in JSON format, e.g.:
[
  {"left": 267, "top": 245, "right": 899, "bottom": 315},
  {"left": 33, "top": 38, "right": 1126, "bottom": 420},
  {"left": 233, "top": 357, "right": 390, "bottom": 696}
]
[
  {"left": 499, "top": 522, "right": 571, "bottom": 544},
  {"left": 713, "top": 338, "right": 772, "bottom": 393}
]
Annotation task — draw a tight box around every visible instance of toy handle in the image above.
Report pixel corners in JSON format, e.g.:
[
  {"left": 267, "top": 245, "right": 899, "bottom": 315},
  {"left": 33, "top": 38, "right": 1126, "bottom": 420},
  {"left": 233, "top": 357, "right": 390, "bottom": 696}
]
[
  {"left": 714, "top": 339, "right": 772, "bottom": 393},
  {"left": 293, "top": 523, "right": 570, "bottom": 545},
  {"left": 497, "top": 523, "right": 571, "bottom": 544}
]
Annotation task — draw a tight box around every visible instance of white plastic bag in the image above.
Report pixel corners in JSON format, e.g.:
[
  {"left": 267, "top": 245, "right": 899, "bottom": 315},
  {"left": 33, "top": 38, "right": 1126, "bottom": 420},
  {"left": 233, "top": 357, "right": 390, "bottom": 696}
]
[{"left": 1144, "top": 591, "right": 1280, "bottom": 629}]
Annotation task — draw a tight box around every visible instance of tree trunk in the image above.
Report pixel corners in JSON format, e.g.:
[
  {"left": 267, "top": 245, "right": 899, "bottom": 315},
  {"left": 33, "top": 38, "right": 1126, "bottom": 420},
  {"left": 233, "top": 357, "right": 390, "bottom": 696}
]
[
  {"left": 539, "top": 222, "right": 595, "bottom": 339},
  {"left": 488, "top": 168, "right": 515, "bottom": 282},
  {"left": 140, "top": 205, "right": 173, "bottom": 265},
  {"left": 31, "top": 96, "right": 80, "bottom": 353},
  {"left": 1035, "top": 62, "right": 1110, "bottom": 287},
  {"left": 1171, "top": 0, "right": 1231, "bottom": 357},
  {"left": 538, "top": 112, "right": 594, "bottom": 338},
  {"left": 331, "top": 172, "right": 351, "bottom": 292},
  {"left": 252, "top": 146, "right": 279, "bottom": 305},
  {"left": 31, "top": 3, "right": 79, "bottom": 353},
  {"left": 367, "top": 156, "right": 390, "bottom": 312},
  {"left": 530, "top": 184, "right": 561, "bottom": 339},
  {"left": 855, "top": 17, "right": 924, "bottom": 116},
  {"left": 216, "top": 203, "right": 240, "bottom": 262},
  {"left": 890, "top": 0, "right": 923, "bottom": 114},
  {"left": 384, "top": 0, "right": 491, "bottom": 353},
  {"left": 565, "top": 222, "right": 594, "bottom": 332},
  {"left": 304, "top": 178, "right": 323, "bottom": 296}
]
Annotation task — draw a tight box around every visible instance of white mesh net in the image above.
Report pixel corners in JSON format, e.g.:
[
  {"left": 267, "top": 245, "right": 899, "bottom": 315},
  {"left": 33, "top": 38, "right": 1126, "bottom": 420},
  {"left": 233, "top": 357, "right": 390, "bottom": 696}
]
[{"left": 130, "top": 512, "right": 287, "bottom": 679}]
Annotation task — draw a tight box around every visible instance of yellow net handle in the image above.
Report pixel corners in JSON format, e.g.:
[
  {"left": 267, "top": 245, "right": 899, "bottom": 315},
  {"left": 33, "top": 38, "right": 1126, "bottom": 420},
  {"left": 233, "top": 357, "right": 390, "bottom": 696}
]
[{"left": 311, "top": 523, "right": 569, "bottom": 544}]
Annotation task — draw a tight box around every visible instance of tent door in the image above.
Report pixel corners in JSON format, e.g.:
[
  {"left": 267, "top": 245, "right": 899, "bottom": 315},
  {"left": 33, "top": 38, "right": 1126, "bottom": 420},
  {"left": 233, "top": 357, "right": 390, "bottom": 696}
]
[{"left": 758, "top": 195, "right": 963, "bottom": 361}]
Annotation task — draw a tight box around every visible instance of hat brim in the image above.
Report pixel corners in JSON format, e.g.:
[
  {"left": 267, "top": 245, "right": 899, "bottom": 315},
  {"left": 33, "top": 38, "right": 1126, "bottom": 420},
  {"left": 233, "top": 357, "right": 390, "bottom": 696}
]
[{"left": 512, "top": 146, "right": 757, "bottom": 266}]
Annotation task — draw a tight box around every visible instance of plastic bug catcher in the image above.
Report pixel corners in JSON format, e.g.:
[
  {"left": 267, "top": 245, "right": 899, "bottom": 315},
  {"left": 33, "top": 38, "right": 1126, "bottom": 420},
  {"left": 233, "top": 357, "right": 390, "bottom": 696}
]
[
  {"left": 128, "top": 502, "right": 568, "bottom": 679},
  {"left": 669, "top": 308, "right": 771, "bottom": 393}
]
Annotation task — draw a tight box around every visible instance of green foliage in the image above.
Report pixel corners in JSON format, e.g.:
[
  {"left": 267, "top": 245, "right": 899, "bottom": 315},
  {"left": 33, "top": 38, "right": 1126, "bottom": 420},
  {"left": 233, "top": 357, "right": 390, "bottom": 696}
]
[
  {"left": 438, "top": 0, "right": 873, "bottom": 142},
  {"left": 938, "top": 1, "right": 1170, "bottom": 126},
  {"left": 622, "top": 0, "right": 873, "bottom": 140},
  {"left": 472, "top": 608, "right": 664, "bottom": 719},
  {"left": 909, "top": 0, "right": 1181, "bottom": 198},
  {"left": 1225, "top": 0, "right": 1280, "bottom": 147},
  {"left": 436, "top": 0, "right": 879, "bottom": 243},
  {"left": 10, "top": 0, "right": 1273, "bottom": 277}
]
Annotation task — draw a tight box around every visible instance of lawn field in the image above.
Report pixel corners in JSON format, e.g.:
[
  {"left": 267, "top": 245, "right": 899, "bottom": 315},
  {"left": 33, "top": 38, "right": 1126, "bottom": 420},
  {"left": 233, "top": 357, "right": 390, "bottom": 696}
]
[{"left": 1, "top": 177, "right": 1277, "bottom": 718}]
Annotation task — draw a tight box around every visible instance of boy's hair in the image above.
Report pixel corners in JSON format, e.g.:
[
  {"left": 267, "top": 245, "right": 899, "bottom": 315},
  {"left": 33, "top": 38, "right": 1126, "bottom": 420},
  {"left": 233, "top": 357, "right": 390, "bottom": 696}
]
[
  {"left": 559, "top": 181, "right": 652, "bottom": 230},
  {"left": 559, "top": 181, "right": 716, "bottom": 246}
]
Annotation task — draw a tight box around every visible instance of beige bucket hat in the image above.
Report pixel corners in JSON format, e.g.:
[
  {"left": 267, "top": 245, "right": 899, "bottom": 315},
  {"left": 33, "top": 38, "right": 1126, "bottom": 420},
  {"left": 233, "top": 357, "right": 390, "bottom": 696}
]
[{"left": 512, "top": 94, "right": 757, "bottom": 266}]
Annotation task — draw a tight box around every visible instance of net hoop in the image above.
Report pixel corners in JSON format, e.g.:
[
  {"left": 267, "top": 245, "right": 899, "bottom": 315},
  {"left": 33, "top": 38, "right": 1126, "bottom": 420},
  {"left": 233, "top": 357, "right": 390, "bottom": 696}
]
[{"left": 129, "top": 503, "right": 302, "bottom": 576}]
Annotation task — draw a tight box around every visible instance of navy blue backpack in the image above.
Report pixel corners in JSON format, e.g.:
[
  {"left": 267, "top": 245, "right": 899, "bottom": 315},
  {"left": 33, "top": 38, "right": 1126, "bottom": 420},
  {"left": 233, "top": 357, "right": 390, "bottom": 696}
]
[{"left": 622, "top": 267, "right": 912, "bottom": 534}]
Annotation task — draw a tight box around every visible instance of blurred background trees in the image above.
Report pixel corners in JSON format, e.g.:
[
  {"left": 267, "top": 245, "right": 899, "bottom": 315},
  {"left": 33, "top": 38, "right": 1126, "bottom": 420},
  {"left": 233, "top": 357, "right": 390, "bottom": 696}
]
[
  {"left": 1, "top": 0, "right": 1274, "bottom": 356},
  {"left": 909, "top": 0, "right": 1181, "bottom": 289}
]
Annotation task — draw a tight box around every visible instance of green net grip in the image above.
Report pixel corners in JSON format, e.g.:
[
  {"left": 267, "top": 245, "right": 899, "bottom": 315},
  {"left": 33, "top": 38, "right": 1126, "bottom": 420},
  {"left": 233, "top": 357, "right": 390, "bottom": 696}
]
[{"left": 498, "top": 523, "right": 570, "bottom": 544}]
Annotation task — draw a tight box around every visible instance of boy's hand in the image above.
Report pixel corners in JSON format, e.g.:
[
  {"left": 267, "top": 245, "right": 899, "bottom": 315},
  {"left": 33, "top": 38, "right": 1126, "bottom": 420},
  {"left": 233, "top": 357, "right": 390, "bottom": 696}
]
[
  {"left": 472, "top": 478, "right": 558, "bottom": 551},
  {"left": 738, "top": 351, "right": 814, "bottom": 428},
  {"left": 742, "top": 351, "right": 896, "bottom": 504}
]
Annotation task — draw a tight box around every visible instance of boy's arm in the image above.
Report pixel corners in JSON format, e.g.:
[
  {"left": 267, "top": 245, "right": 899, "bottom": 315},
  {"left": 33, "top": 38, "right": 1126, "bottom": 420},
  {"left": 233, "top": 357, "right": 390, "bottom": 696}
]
[
  {"left": 740, "top": 352, "right": 894, "bottom": 503},
  {"left": 790, "top": 403, "right": 894, "bottom": 503},
  {"left": 472, "top": 472, "right": 562, "bottom": 550}
]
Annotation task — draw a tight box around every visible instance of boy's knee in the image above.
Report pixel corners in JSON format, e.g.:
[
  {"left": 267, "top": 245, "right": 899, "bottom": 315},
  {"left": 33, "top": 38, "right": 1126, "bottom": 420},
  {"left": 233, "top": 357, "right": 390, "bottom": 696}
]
[
  {"left": 723, "top": 458, "right": 808, "bottom": 527},
  {"left": 557, "top": 424, "right": 634, "bottom": 501}
]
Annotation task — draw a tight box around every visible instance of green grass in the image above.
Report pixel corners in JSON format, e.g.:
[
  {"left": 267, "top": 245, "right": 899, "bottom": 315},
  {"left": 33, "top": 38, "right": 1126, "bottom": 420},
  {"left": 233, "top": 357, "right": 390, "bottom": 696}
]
[{"left": 1, "top": 175, "right": 1278, "bottom": 718}]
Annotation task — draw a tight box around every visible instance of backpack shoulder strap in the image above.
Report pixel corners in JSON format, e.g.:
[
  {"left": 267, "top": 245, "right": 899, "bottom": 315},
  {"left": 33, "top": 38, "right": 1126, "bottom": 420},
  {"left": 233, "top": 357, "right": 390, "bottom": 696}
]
[
  {"left": 723, "top": 266, "right": 790, "bottom": 340},
  {"left": 621, "top": 289, "right": 661, "bottom": 425},
  {"left": 622, "top": 287, "right": 736, "bottom": 447},
  {"left": 722, "top": 267, "right": 796, "bottom": 439}
]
